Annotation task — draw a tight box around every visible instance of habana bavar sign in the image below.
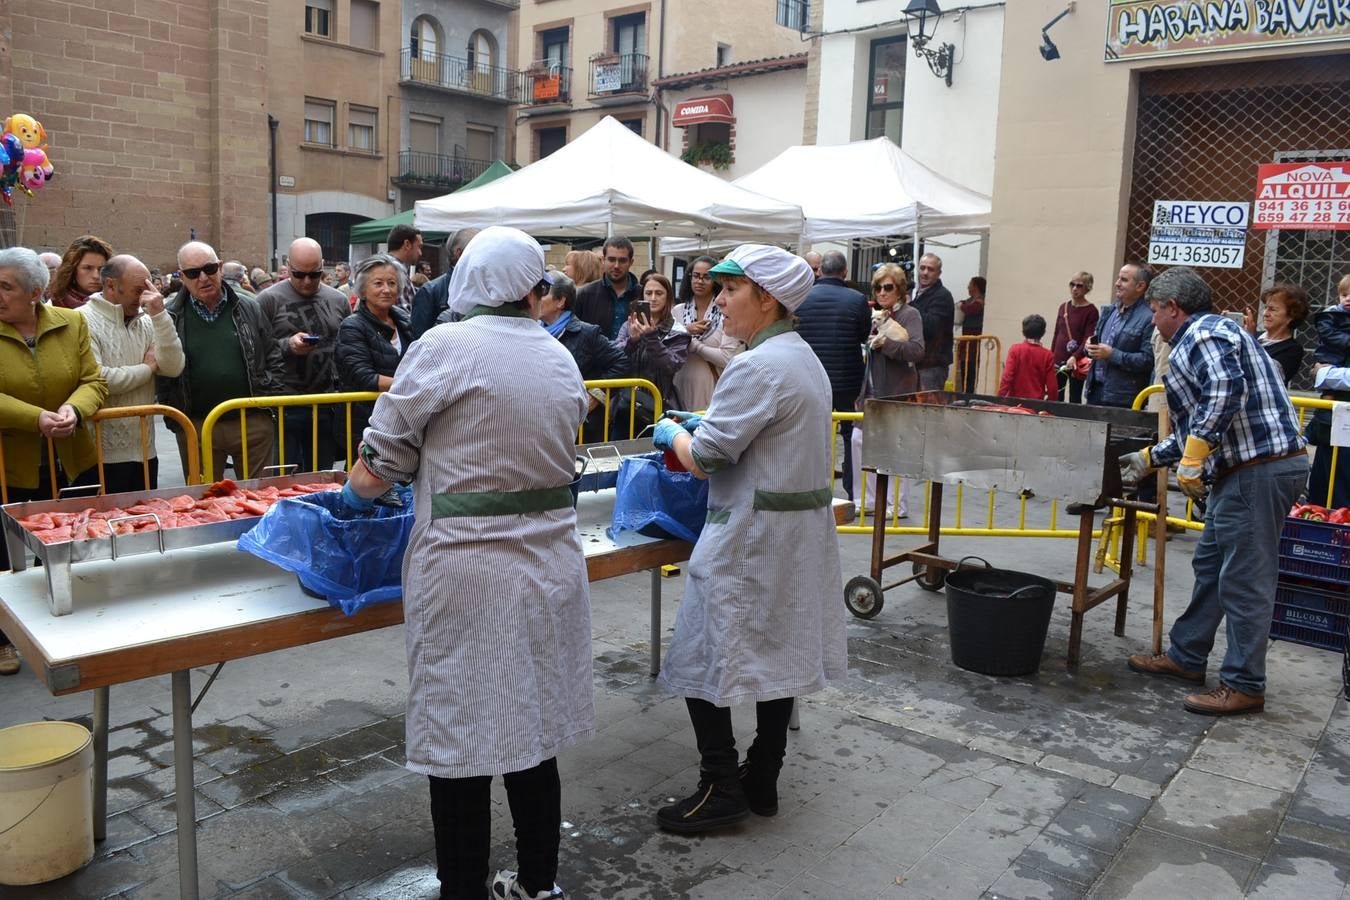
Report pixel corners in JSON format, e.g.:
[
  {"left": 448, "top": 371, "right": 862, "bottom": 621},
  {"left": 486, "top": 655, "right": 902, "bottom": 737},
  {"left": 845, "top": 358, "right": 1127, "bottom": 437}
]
[{"left": 1106, "top": 0, "right": 1350, "bottom": 61}]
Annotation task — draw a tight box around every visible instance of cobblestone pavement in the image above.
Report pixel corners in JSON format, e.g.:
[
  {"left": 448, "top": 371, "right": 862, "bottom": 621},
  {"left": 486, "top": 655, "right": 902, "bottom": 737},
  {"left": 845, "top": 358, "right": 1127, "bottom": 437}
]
[{"left": 1, "top": 436, "right": 1346, "bottom": 898}]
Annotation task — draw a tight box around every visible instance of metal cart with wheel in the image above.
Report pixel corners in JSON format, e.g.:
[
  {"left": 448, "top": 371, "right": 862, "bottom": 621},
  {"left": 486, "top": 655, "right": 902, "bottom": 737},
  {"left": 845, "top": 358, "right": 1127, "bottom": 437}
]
[{"left": 843, "top": 392, "right": 1164, "bottom": 669}]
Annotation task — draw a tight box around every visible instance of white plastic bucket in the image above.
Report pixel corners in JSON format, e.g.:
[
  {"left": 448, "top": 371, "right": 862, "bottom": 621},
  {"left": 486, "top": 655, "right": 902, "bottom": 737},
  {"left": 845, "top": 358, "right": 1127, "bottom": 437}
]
[{"left": 0, "top": 721, "right": 95, "bottom": 885}]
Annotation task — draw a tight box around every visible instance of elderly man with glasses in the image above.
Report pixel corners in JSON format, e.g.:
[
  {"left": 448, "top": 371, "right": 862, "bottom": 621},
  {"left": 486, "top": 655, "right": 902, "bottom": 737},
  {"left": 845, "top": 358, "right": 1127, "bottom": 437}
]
[
  {"left": 255, "top": 237, "right": 352, "bottom": 470},
  {"left": 156, "top": 240, "right": 285, "bottom": 481}
]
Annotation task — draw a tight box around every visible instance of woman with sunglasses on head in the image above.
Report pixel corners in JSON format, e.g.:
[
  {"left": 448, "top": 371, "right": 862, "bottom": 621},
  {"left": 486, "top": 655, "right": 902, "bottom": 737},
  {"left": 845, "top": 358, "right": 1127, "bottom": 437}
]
[
  {"left": 852, "top": 263, "right": 925, "bottom": 521},
  {"left": 671, "top": 256, "right": 742, "bottom": 412},
  {"left": 1050, "top": 272, "right": 1099, "bottom": 404}
]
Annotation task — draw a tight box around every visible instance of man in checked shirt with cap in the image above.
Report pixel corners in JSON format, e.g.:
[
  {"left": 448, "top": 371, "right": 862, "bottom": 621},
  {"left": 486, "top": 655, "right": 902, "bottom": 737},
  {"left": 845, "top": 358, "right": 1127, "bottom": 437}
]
[{"left": 1120, "top": 266, "right": 1308, "bottom": 716}]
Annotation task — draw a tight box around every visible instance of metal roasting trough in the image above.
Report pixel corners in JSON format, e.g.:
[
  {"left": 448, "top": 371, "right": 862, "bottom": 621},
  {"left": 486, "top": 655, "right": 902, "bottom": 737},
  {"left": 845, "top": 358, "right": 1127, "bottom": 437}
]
[
  {"left": 846, "top": 391, "right": 1163, "bottom": 669},
  {"left": 2, "top": 471, "right": 349, "bottom": 617}
]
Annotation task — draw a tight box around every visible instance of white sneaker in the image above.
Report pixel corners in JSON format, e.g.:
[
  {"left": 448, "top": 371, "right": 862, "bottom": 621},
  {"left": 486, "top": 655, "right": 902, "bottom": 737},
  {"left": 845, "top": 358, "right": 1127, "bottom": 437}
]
[{"left": 488, "top": 870, "right": 569, "bottom": 900}]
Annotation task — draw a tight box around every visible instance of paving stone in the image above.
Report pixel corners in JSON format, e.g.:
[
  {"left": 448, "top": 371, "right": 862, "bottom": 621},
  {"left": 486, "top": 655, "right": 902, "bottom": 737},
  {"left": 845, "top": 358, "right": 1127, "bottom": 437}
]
[
  {"left": 916, "top": 771, "right": 999, "bottom": 810},
  {"left": 262, "top": 774, "right": 355, "bottom": 816},
  {"left": 1187, "top": 719, "right": 1321, "bottom": 794},
  {"left": 986, "top": 767, "right": 1081, "bottom": 826},
  {"left": 97, "top": 810, "right": 159, "bottom": 855},
  {"left": 1070, "top": 785, "right": 1151, "bottom": 826},
  {"left": 1089, "top": 828, "right": 1257, "bottom": 900},
  {"left": 984, "top": 863, "right": 1086, "bottom": 900},
  {"left": 1109, "top": 774, "right": 1162, "bottom": 800},
  {"left": 930, "top": 802, "right": 1042, "bottom": 870},
  {"left": 228, "top": 876, "right": 307, "bottom": 899},
  {"left": 1037, "top": 753, "right": 1117, "bottom": 787},
  {"left": 124, "top": 789, "right": 226, "bottom": 835},
  {"left": 340, "top": 860, "right": 439, "bottom": 899},
  {"left": 1045, "top": 803, "right": 1137, "bottom": 854},
  {"left": 805, "top": 842, "right": 909, "bottom": 894},
  {"left": 1142, "top": 768, "right": 1290, "bottom": 859},
  {"left": 324, "top": 753, "right": 411, "bottom": 796},
  {"left": 900, "top": 852, "right": 1002, "bottom": 899},
  {"left": 1014, "top": 832, "right": 1113, "bottom": 886},
  {"left": 1287, "top": 747, "right": 1350, "bottom": 837},
  {"left": 1247, "top": 834, "right": 1350, "bottom": 899}
]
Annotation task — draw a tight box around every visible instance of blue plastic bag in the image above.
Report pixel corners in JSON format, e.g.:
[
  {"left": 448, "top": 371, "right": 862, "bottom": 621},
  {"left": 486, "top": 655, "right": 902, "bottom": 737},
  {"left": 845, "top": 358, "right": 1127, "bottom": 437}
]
[
  {"left": 609, "top": 452, "right": 709, "bottom": 544},
  {"left": 237, "top": 486, "right": 415, "bottom": 615}
]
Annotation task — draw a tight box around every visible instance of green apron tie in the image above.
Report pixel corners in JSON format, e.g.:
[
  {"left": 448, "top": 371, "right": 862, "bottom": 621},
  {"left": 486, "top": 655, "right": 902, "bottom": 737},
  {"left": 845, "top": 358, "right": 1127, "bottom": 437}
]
[
  {"left": 706, "top": 487, "right": 832, "bottom": 523},
  {"left": 431, "top": 486, "right": 574, "bottom": 518}
]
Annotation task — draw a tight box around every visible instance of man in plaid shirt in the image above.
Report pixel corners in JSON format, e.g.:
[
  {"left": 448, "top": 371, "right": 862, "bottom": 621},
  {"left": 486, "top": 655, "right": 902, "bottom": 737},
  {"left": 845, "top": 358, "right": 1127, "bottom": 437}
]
[{"left": 1121, "top": 266, "right": 1307, "bottom": 716}]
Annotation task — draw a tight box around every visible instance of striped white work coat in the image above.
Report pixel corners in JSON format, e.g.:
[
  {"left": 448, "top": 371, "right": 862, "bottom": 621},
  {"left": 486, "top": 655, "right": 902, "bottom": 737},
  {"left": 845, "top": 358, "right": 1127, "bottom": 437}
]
[
  {"left": 362, "top": 312, "right": 595, "bottom": 779},
  {"left": 659, "top": 324, "right": 848, "bottom": 705}
]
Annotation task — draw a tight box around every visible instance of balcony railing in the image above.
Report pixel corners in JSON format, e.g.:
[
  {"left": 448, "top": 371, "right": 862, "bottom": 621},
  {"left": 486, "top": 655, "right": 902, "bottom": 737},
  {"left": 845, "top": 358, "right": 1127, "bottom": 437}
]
[
  {"left": 523, "top": 63, "right": 573, "bottom": 105},
  {"left": 588, "top": 52, "right": 648, "bottom": 99},
  {"left": 400, "top": 48, "right": 522, "bottom": 103},
  {"left": 394, "top": 151, "right": 495, "bottom": 189}
]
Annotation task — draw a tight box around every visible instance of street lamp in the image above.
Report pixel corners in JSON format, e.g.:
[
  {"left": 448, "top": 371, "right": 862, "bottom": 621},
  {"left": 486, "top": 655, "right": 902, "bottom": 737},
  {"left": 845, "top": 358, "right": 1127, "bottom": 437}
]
[{"left": 903, "top": 0, "right": 955, "bottom": 87}]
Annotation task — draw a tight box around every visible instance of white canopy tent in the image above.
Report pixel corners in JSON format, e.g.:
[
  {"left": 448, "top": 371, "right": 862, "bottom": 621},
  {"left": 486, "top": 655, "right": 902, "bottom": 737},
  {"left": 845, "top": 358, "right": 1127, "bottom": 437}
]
[
  {"left": 664, "top": 136, "right": 991, "bottom": 254},
  {"left": 413, "top": 116, "right": 804, "bottom": 243}
]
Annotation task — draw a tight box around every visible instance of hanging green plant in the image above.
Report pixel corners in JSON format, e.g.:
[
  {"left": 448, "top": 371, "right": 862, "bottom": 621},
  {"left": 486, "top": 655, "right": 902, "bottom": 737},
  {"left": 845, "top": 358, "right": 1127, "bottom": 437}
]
[{"left": 680, "top": 140, "right": 733, "bottom": 171}]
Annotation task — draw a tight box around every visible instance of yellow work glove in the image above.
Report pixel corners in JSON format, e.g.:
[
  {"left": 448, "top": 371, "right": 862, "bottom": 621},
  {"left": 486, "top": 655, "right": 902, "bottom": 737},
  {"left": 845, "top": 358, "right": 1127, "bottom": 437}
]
[
  {"left": 1177, "top": 435, "right": 1213, "bottom": 500},
  {"left": 1118, "top": 446, "right": 1156, "bottom": 484}
]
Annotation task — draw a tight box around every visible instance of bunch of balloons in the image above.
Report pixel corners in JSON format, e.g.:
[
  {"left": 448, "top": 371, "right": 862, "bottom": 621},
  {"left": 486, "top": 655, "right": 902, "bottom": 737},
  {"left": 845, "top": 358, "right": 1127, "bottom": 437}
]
[{"left": 0, "top": 114, "right": 54, "bottom": 206}]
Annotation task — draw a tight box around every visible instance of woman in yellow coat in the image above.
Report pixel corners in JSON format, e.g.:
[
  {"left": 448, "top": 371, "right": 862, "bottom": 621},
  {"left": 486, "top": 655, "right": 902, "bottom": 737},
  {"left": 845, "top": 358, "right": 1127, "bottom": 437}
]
[{"left": 0, "top": 247, "right": 108, "bottom": 674}]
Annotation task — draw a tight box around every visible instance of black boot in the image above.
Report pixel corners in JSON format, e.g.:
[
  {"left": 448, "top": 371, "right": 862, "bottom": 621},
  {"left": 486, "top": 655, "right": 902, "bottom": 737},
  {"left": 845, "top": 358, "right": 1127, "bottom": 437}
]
[
  {"left": 738, "top": 759, "right": 781, "bottom": 817},
  {"left": 656, "top": 779, "right": 750, "bottom": 834},
  {"left": 659, "top": 699, "right": 752, "bottom": 834},
  {"left": 740, "top": 698, "right": 793, "bottom": 817}
]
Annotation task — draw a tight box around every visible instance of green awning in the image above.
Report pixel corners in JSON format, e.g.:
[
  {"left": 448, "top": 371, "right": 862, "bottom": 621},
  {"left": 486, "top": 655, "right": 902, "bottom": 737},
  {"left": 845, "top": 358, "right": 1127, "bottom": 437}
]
[{"left": 347, "top": 160, "right": 515, "bottom": 244}]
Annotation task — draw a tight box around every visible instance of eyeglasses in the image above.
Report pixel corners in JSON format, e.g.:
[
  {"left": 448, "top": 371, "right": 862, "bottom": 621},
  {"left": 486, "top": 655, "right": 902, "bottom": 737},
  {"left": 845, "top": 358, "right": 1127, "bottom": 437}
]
[
  {"left": 291, "top": 270, "right": 324, "bottom": 281},
  {"left": 1069, "top": 281, "right": 1087, "bottom": 289},
  {"left": 690, "top": 273, "right": 713, "bottom": 281},
  {"left": 181, "top": 263, "right": 221, "bottom": 280},
  {"left": 875, "top": 283, "right": 899, "bottom": 293}
]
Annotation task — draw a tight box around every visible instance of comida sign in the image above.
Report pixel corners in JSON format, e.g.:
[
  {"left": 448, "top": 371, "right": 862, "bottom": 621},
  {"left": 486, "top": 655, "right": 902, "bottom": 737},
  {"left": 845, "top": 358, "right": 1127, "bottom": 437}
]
[
  {"left": 1106, "top": 0, "right": 1350, "bottom": 61},
  {"left": 1252, "top": 162, "right": 1350, "bottom": 230}
]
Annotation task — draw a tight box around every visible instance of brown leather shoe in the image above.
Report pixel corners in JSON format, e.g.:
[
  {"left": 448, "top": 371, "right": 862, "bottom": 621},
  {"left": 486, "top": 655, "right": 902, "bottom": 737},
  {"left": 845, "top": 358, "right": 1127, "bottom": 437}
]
[
  {"left": 1127, "top": 652, "right": 1204, "bottom": 683},
  {"left": 1184, "top": 684, "right": 1264, "bottom": 716},
  {"left": 0, "top": 644, "right": 19, "bottom": 676}
]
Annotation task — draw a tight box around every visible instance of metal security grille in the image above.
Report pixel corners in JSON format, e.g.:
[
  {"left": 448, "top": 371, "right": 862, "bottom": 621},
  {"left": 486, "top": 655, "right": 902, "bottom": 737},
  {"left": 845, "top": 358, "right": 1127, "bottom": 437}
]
[{"left": 1124, "top": 54, "right": 1350, "bottom": 389}]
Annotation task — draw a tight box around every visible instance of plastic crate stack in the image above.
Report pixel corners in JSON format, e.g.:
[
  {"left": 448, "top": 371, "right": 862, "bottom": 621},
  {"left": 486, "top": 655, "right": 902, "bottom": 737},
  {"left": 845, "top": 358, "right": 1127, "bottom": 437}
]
[{"left": 1274, "top": 517, "right": 1350, "bottom": 654}]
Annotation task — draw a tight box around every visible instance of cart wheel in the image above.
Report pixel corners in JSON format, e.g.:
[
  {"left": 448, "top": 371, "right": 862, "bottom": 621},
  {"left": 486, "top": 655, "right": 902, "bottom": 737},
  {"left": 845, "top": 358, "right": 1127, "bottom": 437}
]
[
  {"left": 913, "top": 562, "right": 946, "bottom": 593},
  {"left": 844, "top": 575, "right": 885, "bottom": 619}
]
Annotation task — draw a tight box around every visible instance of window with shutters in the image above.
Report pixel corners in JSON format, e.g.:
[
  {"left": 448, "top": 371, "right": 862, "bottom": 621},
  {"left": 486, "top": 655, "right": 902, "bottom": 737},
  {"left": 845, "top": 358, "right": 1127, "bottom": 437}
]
[
  {"left": 348, "top": 105, "right": 377, "bottom": 153},
  {"left": 409, "top": 115, "right": 440, "bottom": 155},
  {"left": 349, "top": 0, "right": 378, "bottom": 50},
  {"left": 305, "top": 0, "right": 333, "bottom": 38},
  {"left": 304, "top": 99, "right": 335, "bottom": 146}
]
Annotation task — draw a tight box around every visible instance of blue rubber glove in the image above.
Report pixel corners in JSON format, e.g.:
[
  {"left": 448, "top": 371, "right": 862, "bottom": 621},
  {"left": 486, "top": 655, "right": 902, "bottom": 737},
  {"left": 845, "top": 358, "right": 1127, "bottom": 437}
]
[
  {"left": 339, "top": 481, "right": 375, "bottom": 515},
  {"left": 665, "top": 410, "right": 703, "bottom": 433},
  {"left": 652, "top": 417, "right": 685, "bottom": 452}
]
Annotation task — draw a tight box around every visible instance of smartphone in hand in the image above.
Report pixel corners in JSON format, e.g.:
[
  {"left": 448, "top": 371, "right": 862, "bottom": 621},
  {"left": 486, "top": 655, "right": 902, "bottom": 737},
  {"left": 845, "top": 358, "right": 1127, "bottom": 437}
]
[
  {"left": 302, "top": 335, "right": 324, "bottom": 344},
  {"left": 633, "top": 300, "right": 652, "bottom": 325}
]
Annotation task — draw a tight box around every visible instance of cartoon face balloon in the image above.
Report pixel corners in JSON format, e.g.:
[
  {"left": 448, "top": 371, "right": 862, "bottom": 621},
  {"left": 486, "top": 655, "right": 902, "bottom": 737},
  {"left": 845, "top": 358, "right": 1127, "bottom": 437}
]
[
  {"left": 4, "top": 114, "right": 46, "bottom": 150},
  {"left": 20, "top": 148, "right": 52, "bottom": 190}
]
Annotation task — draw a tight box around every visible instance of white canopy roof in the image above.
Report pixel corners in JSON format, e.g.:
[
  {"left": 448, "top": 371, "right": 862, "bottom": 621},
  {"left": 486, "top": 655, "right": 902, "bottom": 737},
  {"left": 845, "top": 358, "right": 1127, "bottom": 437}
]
[
  {"left": 413, "top": 116, "right": 804, "bottom": 242},
  {"left": 666, "top": 137, "right": 991, "bottom": 253}
]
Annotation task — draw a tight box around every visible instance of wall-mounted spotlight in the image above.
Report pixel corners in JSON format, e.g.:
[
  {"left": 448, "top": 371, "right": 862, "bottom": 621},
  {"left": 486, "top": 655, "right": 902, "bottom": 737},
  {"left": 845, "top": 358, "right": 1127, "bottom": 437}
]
[{"left": 1039, "top": 1, "right": 1076, "bottom": 62}]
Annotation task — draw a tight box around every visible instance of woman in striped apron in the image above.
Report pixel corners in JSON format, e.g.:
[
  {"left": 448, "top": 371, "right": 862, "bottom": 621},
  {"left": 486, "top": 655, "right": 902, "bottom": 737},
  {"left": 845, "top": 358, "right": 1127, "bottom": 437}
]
[
  {"left": 344, "top": 227, "right": 592, "bottom": 900},
  {"left": 652, "top": 244, "right": 847, "bottom": 834}
]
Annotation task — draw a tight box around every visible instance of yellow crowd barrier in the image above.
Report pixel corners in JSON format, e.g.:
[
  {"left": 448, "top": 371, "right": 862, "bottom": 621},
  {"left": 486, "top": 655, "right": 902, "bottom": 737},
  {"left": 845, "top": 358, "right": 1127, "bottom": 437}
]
[
  {"left": 200, "top": 392, "right": 381, "bottom": 482},
  {"left": 953, "top": 335, "right": 1003, "bottom": 395},
  {"left": 1096, "top": 385, "right": 1338, "bottom": 573},
  {"left": 576, "top": 378, "right": 663, "bottom": 445},
  {"left": 0, "top": 404, "right": 201, "bottom": 503}
]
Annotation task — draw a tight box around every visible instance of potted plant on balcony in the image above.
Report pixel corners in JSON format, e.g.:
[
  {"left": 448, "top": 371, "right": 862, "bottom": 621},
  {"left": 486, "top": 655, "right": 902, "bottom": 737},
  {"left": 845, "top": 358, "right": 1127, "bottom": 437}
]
[{"left": 681, "top": 141, "right": 733, "bottom": 171}]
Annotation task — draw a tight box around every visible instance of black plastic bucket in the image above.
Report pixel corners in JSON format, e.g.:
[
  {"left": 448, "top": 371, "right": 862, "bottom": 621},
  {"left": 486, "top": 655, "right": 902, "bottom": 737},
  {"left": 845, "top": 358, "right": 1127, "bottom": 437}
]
[{"left": 944, "top": 557, "right": 1057, "bottom": 676}]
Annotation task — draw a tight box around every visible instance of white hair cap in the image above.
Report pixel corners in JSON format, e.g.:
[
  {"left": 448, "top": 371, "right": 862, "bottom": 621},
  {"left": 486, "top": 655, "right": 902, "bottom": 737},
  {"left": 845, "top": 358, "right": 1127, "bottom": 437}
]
[
  {"left": 708, "top": 244, "right": 815, "bottom": 312},
  {"left": 447, "top": 226, "right": 551, "bottom": 316}
]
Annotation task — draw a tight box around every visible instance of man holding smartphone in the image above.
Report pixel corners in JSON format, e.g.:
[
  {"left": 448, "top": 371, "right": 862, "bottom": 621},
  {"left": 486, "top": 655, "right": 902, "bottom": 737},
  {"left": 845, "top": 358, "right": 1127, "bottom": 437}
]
[
  {"left": 1085, "top": 262, "right": 1156, "bottom": 408},
  {"left": 255, "top": 237, "right": 352, "bottom": 470}
]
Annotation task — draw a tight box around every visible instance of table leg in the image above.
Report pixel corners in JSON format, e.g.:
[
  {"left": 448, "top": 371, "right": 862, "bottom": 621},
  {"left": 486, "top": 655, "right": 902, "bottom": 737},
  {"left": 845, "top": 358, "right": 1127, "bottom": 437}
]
[
  {"left": 1067, "top": 510, "right": 1094, "bottom": 670},
  {"left": 869, "top": 473, "right": 890, "bottom": 580},
  {"left": 788, "top": 700, "right": 800, "bottom": 732},
  {"left": 1115, "top": 508, "right": 1137, "bottom": 637},
  {"left": 649, "top": 568, "right": 662, "bottom": 677},
  {"left": 92, "top": 685, "right": 109, "bottom": 841},
  {"left": 172, "top": 669, "right": 200, "bottom": 900}
]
